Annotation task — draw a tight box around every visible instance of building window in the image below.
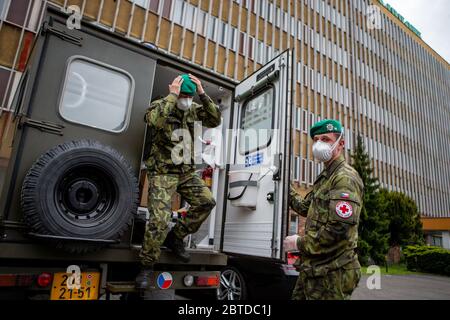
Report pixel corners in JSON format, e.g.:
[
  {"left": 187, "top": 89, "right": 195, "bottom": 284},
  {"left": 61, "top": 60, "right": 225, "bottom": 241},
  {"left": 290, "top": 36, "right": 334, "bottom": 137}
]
[
  {"left": 59, "top": 57, "right": 134, "bottom": 133},
  {"left": 184, "top": 3, "right": 196, "bottom": 30},
  {"left": 219, "top": 21, "right": 227, "bottom": 46},
  {"left": 196, "top": 10, "right": 206, "bottom": 35},
  {"left": 5, "top": 0, "right": 28, "bottom": 26},
  {"left": 267, "top": 2, "right": 273, "bottom": 23},
  {"left": 289, "top": 214, "right": 299, "bottom": 235},
  {"left": 293, "top": 156, "right": 300, "bottom": 181},
  {"left": 275, "top": 7, "right": 281, "bottom": 27},
  {"left": 308, "top": 160, "right": 314, "bottom": 184},
  {"left": 0, "top": 67, "right": 12, "bottom": 109},
  {"left": 256, "top": 41, "right": 265, "bottom": 64},
  {"left": 228, "top": 27, "right": 238, "bottom": 51},
  {"left": 302, "top": 109, "right": 308, "bottom": 133},
  {"left": 294, "top": 107, "right": 301, "bottom": 131},
  {"left": 282, "top": 11, "right": 288, "bottom": 32},
  {"left": 130, "top": 0, "right": 149, "bottom": 9},
  {"left": 239, "top": 32, "right": 246, "bottom": 55},
  {"left": 172, "top": 0, "right": 184, "bottom": 25},
  {"left": 258, "top": 0, "right": 266, "bottom": 18},
  {"left": 431, "top": 234, "right": 443, "bottom": 247},
  {"left": 265, "top": 45, "right": 272, "bottom": 61},
  {"left": 247, "top": 36, "right": 254, "bottom": 59},
  {"left": 149, "top": 0, "right": 160, "bottom": 13},
  {"left": 0, "top": 0, "right": 10, "bottom": 20},
  {"left": 208, "top": 17, "right": 218, "bottom": 42},
  {"left": 297, "top": 21, "right": 302, "bottom": 40},
  {"left": 161, "top": 0, "right": 172, "bottom": 18},
  {"left": 301, "top": 158, "right": 307, "bottom": 183}
]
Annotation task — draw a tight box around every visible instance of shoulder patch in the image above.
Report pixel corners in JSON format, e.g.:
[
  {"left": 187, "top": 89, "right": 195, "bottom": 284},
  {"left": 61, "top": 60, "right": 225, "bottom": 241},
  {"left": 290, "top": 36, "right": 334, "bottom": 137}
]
[{"left": 335, "top": 201, "right": 353, "bottom": 219}]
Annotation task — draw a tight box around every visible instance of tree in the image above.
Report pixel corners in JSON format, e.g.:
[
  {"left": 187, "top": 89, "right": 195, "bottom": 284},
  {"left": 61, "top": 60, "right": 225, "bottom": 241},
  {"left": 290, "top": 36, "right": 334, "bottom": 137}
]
[
  {"left": 351, "top": 135, "right": 390, "bottom": 265},
  {"left": 378, "top": 189, "right": 424, "bottom": 246}
]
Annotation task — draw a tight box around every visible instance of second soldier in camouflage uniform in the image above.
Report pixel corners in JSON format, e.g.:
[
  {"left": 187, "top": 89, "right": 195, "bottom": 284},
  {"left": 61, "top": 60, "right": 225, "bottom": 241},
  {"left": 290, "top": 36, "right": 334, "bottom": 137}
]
[
  {"left": 284, "top": 119, "right": 364, "bottom": 300},
  {"left": 136, "top": 74, "right": 221, "bottom": 289}
]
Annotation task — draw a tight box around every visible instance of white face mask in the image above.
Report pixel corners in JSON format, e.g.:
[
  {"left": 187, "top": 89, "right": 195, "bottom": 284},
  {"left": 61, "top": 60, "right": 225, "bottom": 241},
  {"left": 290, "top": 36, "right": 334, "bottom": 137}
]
[
  {"left": 177, "top": 97, "right": 193, "bottom": 111},
  {"left": 312, "top": 133, "right": 343, "bottom": 162}
]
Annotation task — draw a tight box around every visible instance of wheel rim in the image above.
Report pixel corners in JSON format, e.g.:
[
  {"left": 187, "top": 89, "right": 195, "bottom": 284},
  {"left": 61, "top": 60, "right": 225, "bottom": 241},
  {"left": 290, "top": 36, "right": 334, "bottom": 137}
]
[
  {"left": 55, "top": 164, "right": 118, "bottom": 228},
  {"left": 217, "top": 269, "right": 243, "bottom": 300}
]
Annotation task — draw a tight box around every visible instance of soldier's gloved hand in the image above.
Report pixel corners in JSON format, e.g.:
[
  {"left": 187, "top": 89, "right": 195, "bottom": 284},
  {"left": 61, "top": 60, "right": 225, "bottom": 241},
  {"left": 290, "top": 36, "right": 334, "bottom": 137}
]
[{"left": 284, "top": 235, "right": 300, "bottom": 252}]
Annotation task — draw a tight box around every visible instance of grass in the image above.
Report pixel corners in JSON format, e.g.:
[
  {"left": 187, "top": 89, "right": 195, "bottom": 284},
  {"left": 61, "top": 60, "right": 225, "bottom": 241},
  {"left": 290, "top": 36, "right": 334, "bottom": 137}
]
[{"left": 361, "top": 263, "right": 424, "bottom": 276}]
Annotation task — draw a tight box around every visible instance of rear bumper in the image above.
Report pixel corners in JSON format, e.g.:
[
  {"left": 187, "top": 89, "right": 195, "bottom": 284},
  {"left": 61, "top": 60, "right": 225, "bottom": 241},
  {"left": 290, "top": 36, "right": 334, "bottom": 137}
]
[{"left": 0, "top": 242, "right": 228, "bottom": 266}]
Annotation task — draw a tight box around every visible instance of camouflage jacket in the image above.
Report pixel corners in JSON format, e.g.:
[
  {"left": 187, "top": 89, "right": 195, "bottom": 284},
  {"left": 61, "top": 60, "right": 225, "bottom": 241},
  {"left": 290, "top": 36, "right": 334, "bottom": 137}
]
[
  {"left": 289, "top": 154, "right": 364, "bottom": 277},
  {"left": 144, "top": 93, "right": 221, "bottom": 174}
]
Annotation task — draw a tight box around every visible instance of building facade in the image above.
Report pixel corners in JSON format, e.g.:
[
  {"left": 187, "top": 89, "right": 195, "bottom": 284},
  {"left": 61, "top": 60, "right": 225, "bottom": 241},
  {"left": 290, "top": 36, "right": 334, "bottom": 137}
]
[{"left": 1, "top": 0, "right": 449, "bottom": 247}]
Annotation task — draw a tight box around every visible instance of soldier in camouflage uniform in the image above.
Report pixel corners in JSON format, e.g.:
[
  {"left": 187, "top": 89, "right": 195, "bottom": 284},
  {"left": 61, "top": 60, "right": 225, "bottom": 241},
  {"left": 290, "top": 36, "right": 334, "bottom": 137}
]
[
  {"left": 284, "top": 119, "right": 364, "bottom": 300},
  {"left": 136, "top": 74, "right": 221, "bottom": 289}
]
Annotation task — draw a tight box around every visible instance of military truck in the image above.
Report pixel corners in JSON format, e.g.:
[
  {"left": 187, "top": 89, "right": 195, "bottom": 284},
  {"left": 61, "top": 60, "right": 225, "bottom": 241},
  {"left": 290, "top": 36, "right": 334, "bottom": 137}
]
[{"left": 0, "top": 4, "right": 295, "bottom": 300}]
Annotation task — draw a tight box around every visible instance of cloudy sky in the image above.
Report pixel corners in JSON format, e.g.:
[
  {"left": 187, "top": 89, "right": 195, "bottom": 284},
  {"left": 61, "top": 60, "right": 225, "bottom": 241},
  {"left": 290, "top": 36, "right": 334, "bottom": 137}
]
[{"left": 384, "top": 0, "right": 450, "bottom": 64}]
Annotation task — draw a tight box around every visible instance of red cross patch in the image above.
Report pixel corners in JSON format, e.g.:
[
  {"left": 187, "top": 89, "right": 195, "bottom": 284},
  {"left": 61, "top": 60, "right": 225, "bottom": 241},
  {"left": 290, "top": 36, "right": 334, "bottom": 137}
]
[{"left": 335, "top": 201, "right": 353, "bottom": 219}]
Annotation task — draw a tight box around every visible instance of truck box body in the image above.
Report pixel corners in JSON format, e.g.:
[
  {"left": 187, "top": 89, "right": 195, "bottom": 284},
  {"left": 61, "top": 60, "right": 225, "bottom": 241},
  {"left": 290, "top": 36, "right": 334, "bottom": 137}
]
[{"left": 0, "top": 5, "right": 294, "bottom": 300}]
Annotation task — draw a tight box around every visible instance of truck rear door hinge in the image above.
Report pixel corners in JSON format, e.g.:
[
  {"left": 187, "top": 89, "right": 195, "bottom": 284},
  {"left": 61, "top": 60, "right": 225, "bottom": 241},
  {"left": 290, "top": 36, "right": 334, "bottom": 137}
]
[
  {"left": 18, "top": 114, "right": 65, "bottom": 136},
  {"left": 41, "top": 22, "right": 83, "bottom": 46}
]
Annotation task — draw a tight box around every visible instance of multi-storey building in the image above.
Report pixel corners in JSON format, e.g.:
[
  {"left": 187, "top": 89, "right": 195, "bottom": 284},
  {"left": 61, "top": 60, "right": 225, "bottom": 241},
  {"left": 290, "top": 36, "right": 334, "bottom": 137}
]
[{"left": 1, "top": 0, "right": 449, "bottom": 248}]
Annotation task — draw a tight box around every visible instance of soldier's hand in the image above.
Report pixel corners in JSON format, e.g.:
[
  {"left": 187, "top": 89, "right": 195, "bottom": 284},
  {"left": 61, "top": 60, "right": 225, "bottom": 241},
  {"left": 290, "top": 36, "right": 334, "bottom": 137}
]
[
  {"left": 284, "top": 235, "right": 300, "bottom": 252},
  {"left": 189, "top": 74, "right": 205, "bottom": 95},
  {"left": 169, "top": 76, "right": 184, "bottom": 96}
]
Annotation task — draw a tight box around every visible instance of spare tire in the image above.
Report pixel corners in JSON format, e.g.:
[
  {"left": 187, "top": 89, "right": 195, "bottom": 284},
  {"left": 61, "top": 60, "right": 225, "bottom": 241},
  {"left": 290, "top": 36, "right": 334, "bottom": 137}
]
[{"left": 21, "top": 140, "right": 139, "bottom": 253}]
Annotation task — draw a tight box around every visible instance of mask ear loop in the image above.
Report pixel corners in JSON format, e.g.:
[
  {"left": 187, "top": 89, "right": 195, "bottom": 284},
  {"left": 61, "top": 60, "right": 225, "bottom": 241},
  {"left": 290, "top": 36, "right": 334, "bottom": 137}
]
[{"left": 330, "top": 129, "right": 344, "bottom": 151}]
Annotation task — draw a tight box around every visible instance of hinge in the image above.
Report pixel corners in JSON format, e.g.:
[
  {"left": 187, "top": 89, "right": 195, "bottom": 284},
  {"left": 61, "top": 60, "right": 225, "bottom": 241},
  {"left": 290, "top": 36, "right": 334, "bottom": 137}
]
[
  {"left": 272, "top": 237, "right": 279, "bottom": 257},
  {"left": 41, "top": 21, "right": 83, "bottom": 46},
  {"left": 18, "top": 114, "right": 64, "bottom": 136}
]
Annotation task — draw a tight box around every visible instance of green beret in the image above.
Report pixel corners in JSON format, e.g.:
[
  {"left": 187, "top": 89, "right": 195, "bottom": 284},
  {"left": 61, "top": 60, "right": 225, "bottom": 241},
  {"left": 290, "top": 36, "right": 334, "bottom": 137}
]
[
  {"left": 310, "top": 119, "right": 343, "bottom": 138},
  {"left": 180, "top": 74, "right": 197, "bottom": 96}
]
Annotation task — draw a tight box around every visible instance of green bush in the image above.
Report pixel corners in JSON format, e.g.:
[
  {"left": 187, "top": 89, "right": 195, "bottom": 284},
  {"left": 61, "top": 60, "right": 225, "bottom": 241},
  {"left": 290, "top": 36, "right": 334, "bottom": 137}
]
[{"left": 403, "top": 245, "right": 450, "bottom": 276}]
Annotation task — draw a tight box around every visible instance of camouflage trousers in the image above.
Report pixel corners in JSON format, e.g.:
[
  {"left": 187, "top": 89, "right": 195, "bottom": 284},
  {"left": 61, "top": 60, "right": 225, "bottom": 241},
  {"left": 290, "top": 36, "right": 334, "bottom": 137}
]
[
  {"left": 291, "top": 267, "right": 361, "bottom": 300},
  {"left": 139, "top": 171, "right": 216, "bottom": 267}
]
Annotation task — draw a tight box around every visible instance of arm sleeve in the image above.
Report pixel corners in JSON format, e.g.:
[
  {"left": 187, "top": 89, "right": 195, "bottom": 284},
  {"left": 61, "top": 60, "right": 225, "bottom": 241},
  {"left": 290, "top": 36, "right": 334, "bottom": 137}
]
[
  {"left": 289, "top": 185, "right": 313, "bottom": 217},
  {"left": 298, "top": 174, "right": 363, "bottom": 257},
  {"left": 195, "top": 93, "right": 222, "bottom": 128},
  {"left": 144, "top": 94, "right": 178, "bottom": 129}
]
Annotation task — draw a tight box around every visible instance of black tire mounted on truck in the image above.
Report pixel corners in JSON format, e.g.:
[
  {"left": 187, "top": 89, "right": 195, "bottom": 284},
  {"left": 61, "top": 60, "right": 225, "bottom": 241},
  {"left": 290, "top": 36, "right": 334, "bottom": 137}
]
[{"left": 20, "top": 140, "right": 139, "bottom": 253}]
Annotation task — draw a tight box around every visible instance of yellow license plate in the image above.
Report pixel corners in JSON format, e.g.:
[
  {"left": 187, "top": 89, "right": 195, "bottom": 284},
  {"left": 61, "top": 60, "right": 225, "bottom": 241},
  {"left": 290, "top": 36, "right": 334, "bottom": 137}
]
[{"left": 50, "top": 272, "right": 100, "bottom": 300}]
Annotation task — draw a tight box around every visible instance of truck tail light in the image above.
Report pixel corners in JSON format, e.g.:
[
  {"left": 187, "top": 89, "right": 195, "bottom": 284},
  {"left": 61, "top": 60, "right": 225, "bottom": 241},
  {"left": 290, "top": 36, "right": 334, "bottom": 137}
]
[
  {"left": 37, "top": 273, "right": 53, "bottom": 288},
  {"left": 0, "top": 274, "right": 34, "bottom": 287},
  {"left": 195, "top": 275, "right": 220, "bottom": 287},
  {"left": 0, "top": 275, "right": 16, "bottom": 287}
]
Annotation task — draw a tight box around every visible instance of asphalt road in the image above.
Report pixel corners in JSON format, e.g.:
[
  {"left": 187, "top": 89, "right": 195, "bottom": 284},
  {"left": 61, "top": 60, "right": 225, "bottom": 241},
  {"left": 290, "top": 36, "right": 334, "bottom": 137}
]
[{"left": 352, "top": 274, "right": 450, "bottom": 300}]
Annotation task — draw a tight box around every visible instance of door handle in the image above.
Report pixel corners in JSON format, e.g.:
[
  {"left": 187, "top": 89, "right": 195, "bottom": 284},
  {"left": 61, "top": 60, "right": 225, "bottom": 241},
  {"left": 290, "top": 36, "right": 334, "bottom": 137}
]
[{"left": 272, "top": 153, "right": 282, "bottom": 181}]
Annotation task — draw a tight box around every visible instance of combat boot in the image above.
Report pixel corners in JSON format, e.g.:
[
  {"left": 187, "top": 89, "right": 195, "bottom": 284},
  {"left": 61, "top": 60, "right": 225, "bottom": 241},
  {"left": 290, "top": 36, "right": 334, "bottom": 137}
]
[
  {"left": 135, "top": 266, "right": 154, "bottom": 290},
  {"left": 163, "top": 230, "right": 191, "bottom": 263}
]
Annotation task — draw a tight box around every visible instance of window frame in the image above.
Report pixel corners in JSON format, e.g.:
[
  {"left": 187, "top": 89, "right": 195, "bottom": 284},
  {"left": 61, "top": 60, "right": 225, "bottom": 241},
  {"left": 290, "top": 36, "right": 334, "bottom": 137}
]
[
  {"left": 238, "top": 85, "right": 276, "bottom": 155},
  {"left": 58, "top": 55, "right": 135, "bottom": 134}
]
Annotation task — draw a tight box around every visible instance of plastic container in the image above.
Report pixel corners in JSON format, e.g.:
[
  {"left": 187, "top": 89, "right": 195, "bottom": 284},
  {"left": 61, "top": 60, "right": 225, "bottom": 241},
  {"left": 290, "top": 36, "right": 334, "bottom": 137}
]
[{"left": 227, "top": 170, "right": 260, "bottom": 209}]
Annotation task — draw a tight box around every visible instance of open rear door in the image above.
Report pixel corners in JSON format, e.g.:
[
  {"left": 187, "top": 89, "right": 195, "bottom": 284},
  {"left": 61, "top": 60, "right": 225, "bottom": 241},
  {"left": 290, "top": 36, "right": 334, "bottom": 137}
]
[{"left": 221, "top": 50, "right": 293, "bottom": 261}]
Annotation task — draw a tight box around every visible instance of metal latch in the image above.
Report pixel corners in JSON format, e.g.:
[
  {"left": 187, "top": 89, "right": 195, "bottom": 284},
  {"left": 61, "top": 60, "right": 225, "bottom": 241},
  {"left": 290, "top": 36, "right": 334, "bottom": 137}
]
[
  {"left": 41, "top": 22, "right": 83, "bottom": 46},
  {"left": 18, "top": 114, "right": 64, "bottom": 136}
]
